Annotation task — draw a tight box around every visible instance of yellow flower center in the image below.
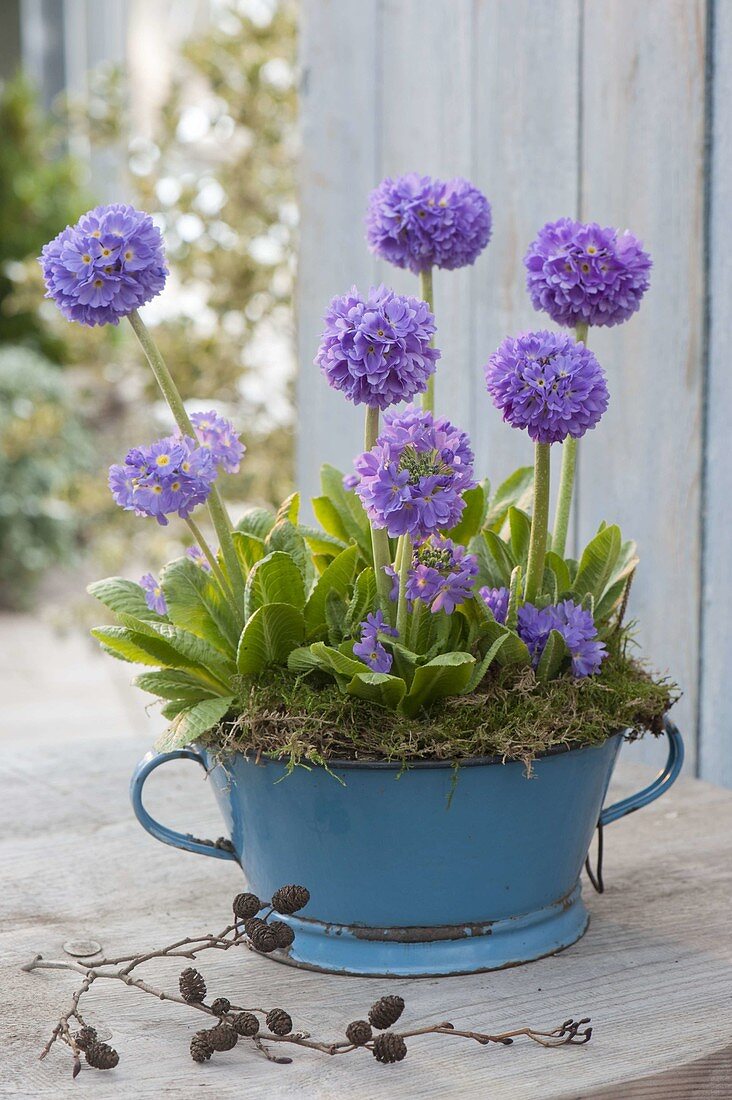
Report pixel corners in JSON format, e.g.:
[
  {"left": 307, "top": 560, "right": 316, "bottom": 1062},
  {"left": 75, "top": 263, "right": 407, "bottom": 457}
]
[
  {"left": 82, "top": 254, "right": 91, "bottom": 263},
  {"left": 91, "top": 230, "right": 101, "bottom": 238},
  {"left": 156, "top": 455, "right": 170, "bottom": 466}
]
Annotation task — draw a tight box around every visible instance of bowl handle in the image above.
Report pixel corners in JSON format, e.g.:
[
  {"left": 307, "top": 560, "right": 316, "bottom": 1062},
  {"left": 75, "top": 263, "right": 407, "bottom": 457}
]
[
  {"left": 600, "top": 717, "right": 684, "bottom": 826},
  {"left": 130, "top": 749, "right": 238, "bottom": 861}
]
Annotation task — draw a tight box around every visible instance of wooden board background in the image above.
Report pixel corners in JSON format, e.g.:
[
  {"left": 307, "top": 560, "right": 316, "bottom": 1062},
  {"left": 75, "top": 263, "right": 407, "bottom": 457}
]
[{"left": 297, "top": 0, "right": 728, "bottom": 781}]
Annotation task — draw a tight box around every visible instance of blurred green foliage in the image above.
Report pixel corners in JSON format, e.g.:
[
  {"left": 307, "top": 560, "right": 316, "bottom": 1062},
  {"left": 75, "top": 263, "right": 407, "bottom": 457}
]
[
  {"left": 0, "top": 347, "right": 90, "bottom": 608},
  {"left": 0, "top": 75, "right": 88, "bottom": 358}
]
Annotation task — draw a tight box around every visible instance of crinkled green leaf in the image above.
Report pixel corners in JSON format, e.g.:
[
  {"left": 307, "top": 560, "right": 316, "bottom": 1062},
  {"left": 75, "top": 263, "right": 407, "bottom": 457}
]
[
  {"left": 161, "top": 557, "right": 239, "bottom": 655},
  {"left": 133, "top": 670, "right": 221, "bottom": 702},
  {"left": 536, "top": 628, "right": 569, "bottom": 682},
  {"left": 485, "top": 467, "right": 534, "bottom": 530},
  {"left": 232, "top": 531, "right": 266, "bottom": 572},
  {"left": 299, "top": 523, "right": 347, "bottom": 559},
  {"left": 345, "top": 567, "right": 377, "bottom": 633},
  {"left": 265, "top": 520, "right": 314, "bottom": 588},
  {"left": 508, "top": 507, "right": 532, "bottom": 567},
  {"left": 346, "top": 671, "right": 407, "bottom": 710},
  {"left": 236, "top": 603, "right": 304, "bottom": 674},
  {"left": 572, "top": 524, "right": 622, "bottom": 603},
  {"left": 482, "top": 530, "right": 517, "bottom": 584},
  {"left": 304, "top": 543, "right": 359, "bottom": 640},
  {"left": 87, "top": 577, "right": 167, "bottom": 623},
  {"left": 464, "top": 633, "right": 509, "bottom": 693},
  {"left": 275, "top": 492, "right": 299, "bottom": 526},
  {"left": 446, "top": 485, "right": 486, "bottom": 545},
  {"left": 399, "top": 652, "right": 475, "bottom": 717},
  {"left": 245, "top": 550, "right": 306, "bottom": 618},
  {"left": 236, "top": 507, "right": 276, "bottom": 540},
  {"left": 319, "top": 464, "right": 371, "bottom": 556},
  {"left": 156, "top": 695, "right": 235, "bottom": 751}
]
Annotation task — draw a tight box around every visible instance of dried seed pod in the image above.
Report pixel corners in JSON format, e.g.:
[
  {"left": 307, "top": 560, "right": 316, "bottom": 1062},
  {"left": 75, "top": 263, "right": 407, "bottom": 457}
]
[
  {"left": 269, "top": 920, "right": 295, "bottom": 949},
  {"left": 190, "top": 1031, "right": 213, "bottom": 1063},
  {"left": 345, "top": 1020, "right": 373, "bottom": 1046},
  {"left": 372, "top": 1032, "right": 407, "bottom": 1064},
  {"left": 84, "top": 1041, "right": 120, "bottom": 1070},
  {"left": 271, "top": 885, "right": 310, "bottom": 915},
  {"left": 245, "top": 918, "right": 277, "bottom": 954},
  {"left": 179, "top": 967, "right": 206, "bottom": 1004},
  {"left": 73, "top": 1025, "right": 97, "bottom": 1052},
  {"left": 231, "top": 1011, "right": 260, "bottom": 1037},
  {"left": 210, "top": 997, "right": 231, "bottom": 1017},
  {"left": 265, "top": 1008, "right": 293, "bottom": 1036},
  {"left": 207, "top": 1024, "right": 238, "bottom": 1052},
  {"left": 233, "top": 892, "right": 261, "bottom": 921},
  {"left": 369, "top": 995, "right": 405, "bottom": 1030}
]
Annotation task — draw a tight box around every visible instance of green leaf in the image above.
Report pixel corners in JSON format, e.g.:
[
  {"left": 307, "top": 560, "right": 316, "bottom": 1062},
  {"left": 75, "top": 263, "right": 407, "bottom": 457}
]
[
  {"left": 232, "top": 531, "right": 266, "bottom": 572},
  {"left": 236, "top": 603, "right": 305, "bottom": 674},
  {"left": 346, "top": 671, "right": 407, "bottom": 710},
  {"left": 345, "top": 567, "right": 377, "bottom": 632},
  {"left": 505, "top": 565, "right": 522, "bottom": 631},
  {"left": 485, "top": 467, "right": 534, "bottom": 530},
  {"left": 310, "top": 640, "right": 368, "bottom": 680},
  {"left": 87, "top": 577, "right": 167, "bottom": 623},
  {"left": 236, "top": 507, "right": 276, "bottom": 540},
  {"left": 482, "top": 530, "right": 517, "bottom": 584},
  {"left": 299, "top": 523, "right": 347, "bottom": 559},
  {"left": 325, "top": 589, "right": 347, "bottom": 644},
  {"left": 536, "top": 629, "right": 569, "bottom": 682},
  {"left": 594, "top": 573, "right": 634, "bottom": 625},
  {"left": 245, "top": 551, "right": 306, "bottom": 618},
  {"left": 446, "top": 485, "right": 486, "bottom": 545},
  {"left": 265, "top": 521, "right": 314, "bottom": 588},
  {"left": 478, "top": 620, "right": 532, "bottom": 667},
  {"left": 319, "top": 464, "right": 371, "bottom": 555},
  {"left": 91, "top": 625, "right": 232, "bottom": 689},
  {"left": 399, "top": 652, "right": 475, "bottom": 717},
  {"left": 469, "top": 532, "right": 505, "bottom": 588},
  {"left": 287, "top": 646, "right": 325, "bottom": 674},
  {"left": 304, "top": 543, "right": 359, "bottom": 640},
  {"left": 156, "top": 695, "right": 235, "bottom": 751},
  {"left": 161, "top": 557, "right": 239, "bottom": 654},
  {"left": 312, "top": 495, "right": 351, "bottom": 544},
  {"left": 572, "top": 525, "right": 622, "bottom": 603},
  {"left": 545, "top": 551, "right": 571, "bottom": 597},
  {"left": 508, "top": 507, "right": 532, "bottom": 566},
  {"left": 464, "top": 633, "right": 509, "bottom": 693},
  {"left": 275, "top": 492, "right": 299, "bottom": 526},
  {"left": 133, "top": 670, "right": 221, "bottom": 702}
]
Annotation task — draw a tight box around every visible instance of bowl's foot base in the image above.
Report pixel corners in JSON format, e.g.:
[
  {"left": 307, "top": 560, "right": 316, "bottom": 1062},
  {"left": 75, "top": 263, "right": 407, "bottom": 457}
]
[{"left": 268, "top": 884, "right": 590, "bottom": 977}]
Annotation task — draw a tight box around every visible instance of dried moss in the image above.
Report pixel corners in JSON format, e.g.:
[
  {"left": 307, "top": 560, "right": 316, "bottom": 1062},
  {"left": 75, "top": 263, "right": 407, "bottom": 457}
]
[{"left": 207, "top": 643, "right": 678, "bottom": 771}]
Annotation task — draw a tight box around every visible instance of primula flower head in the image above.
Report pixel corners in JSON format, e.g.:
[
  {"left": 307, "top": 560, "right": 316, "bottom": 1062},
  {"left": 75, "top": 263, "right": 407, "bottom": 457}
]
[
  {"left": 525, "top": 218, "right": 651, "bottom": 328},
  {"left": 485, "top": 330, "right": 608, "bottom": 444},
  {"left": 140, "top": 573, "right": 167, "bottom": 616},
  {"left": 40, "top": 204, "right": 167, "bottom": 327},
  {"left": 109, "top": 434, "right": 216, "bottom": 526},
  {"left": 315, "top": 285, "right": 439, "bottom": 409},
  {"left": 190, "top": 410, "right": 246, "bottom": 474},
  {"left": 353, "top": 609, "right": 398, "bottom": 673},
  {"left": 354, "top": 406, "right": 475, "bottom": 539},
  {"left": 518, "top": 599, "right": 607, "bottom": 678},
  {"left": 407, "top": 536, "right": 478, "bottom": 614},
  {"left": 367, "top": 174, "right": 492, "bottom": 274}
]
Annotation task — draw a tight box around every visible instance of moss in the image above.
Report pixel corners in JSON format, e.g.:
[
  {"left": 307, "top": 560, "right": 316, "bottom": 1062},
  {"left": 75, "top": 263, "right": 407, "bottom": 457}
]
[{"left": 207, "top": 641, "right": 678, "bottom": 771}]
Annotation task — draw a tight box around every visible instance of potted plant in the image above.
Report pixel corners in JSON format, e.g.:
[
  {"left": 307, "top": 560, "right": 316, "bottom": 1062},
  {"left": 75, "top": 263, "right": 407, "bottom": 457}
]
[{"left": 39, "top": 181, "right": 681, "bottom": 978}]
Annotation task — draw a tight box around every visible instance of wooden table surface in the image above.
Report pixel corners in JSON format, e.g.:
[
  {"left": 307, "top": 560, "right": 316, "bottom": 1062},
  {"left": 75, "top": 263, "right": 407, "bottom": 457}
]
[{"left": 2, "top": 620, "right": 732, "bottom": 1098}]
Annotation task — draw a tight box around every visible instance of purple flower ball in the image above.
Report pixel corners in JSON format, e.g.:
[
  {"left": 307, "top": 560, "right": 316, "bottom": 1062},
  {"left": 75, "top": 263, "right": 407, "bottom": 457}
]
[
  {"left": 353, "top": 609, "right": 398, "bottom": 672},
  {"left": 354, "top": 406, "right": 475, "bottom": 539},
  {"left": 315, "top": 284, "right": 440, "bottom": 409},
  {"left": 485, "top": 330, "right": 609, "bottom": 444},
  {"left": 366, "top": 174, "right": 492, "bottom": 274},
  {"left": 39, "top": 204, "right": 167, "bottom": 327},
  {"left": 140, "top": 573, "right": 167, "bottom": 616},
  {"left": 479, "top": 586, "right": 509, "bottom": 624},
  {"left": 190, "top": 410, "right": 246, "bottom": 474},
  {"left": 407, "top": 536, "right": 478, "bottom": 615},
  {"left": 109, "top": 434, "right": 217, "bottom": 526},
  {"left": 525, "top": 218, "right": 651, "bottom": 328},
  {"left": 517, "top": 599, "right": 607, "bottom": 678}
]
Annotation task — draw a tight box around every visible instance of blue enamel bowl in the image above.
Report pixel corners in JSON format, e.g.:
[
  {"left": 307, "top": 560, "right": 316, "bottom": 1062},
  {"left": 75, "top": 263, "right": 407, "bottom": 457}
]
[{"left": 131, "top": 719, "right": 682, "bottom": 976}]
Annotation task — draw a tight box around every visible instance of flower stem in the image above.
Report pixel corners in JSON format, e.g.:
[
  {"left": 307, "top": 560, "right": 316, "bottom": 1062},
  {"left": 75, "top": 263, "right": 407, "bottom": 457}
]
[
  {"left": 364, "top": 404, "right": 393, "bottom": 615},
  {"left": 396, "top": 532, "right": 412, "bottom": 640},
  {"left": 551, "top": 321, "right": 589, "bottom": 558},
  {"left": 184, "top": 517, "right": 233, "bottom": 599},
  {"left": 127, "top": 310, "right": 246, "bottom": 622},
  {"left": 419, "top": 266, "right": 435, "bottom": 414},
  {"left": 524, "top": 442, "right": 551, "bottom": 604}
]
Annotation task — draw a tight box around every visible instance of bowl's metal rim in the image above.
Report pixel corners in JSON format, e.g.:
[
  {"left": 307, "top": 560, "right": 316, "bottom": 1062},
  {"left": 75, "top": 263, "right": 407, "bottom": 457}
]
[{"left": 207, "top": 730, "right": 625, "bottom": 773}]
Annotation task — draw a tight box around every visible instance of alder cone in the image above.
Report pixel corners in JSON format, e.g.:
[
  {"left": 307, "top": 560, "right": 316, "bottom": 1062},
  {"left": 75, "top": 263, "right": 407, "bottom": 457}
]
[
  {"left": 269, "top": 920, "right": 295, "bottom": 949},
  {"left": 369, "top": 995, "right": 405, "bottom": 1030},
  {"left": 346, "top": 1020, "right": 373, "bottom": 1046},
  {"left": 179, "top": 967, "right": 206, "bottom": 1004},
  {"left": 190, "top": 1032, "right": 213, "bottom": 1063},
  {"left": 372, "top": 1032, "right": 407, "bottom": 1064},
  {"left": 210, "top": 997, "right": 231, "bottom": 1017},
  {"left": 85, "top": 1042, "right": 120, "bottom": 1070},
  {"left": 232, "top": 1011, "right": 260, "bottom": 1037},
  {"left": 271, "top": 884, "right": 310, "bottom": 915},
  {"left": 207, "top": 1024, "right": 238, "bottom": 1052},
  {"left": 233, "top": 892, "right": 261, "bottom": 921},
  {"left": 266, "top": 1008, "right": 293, "bottom": 1036}
]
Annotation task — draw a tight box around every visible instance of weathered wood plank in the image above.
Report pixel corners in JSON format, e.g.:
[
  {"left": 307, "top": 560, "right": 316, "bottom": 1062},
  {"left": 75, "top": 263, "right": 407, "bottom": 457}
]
[
  {"left": 577, "top": 0, "right": 707, "bottom": 770},
  {"left": 471, "top": 0, "right": 582, "bottom": 486},
  {"left": 699, "top": 0, "right": 732, "bottom": 786},
  {"left": 297, "top": 0, "right": 379, "bottom": 508}
]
